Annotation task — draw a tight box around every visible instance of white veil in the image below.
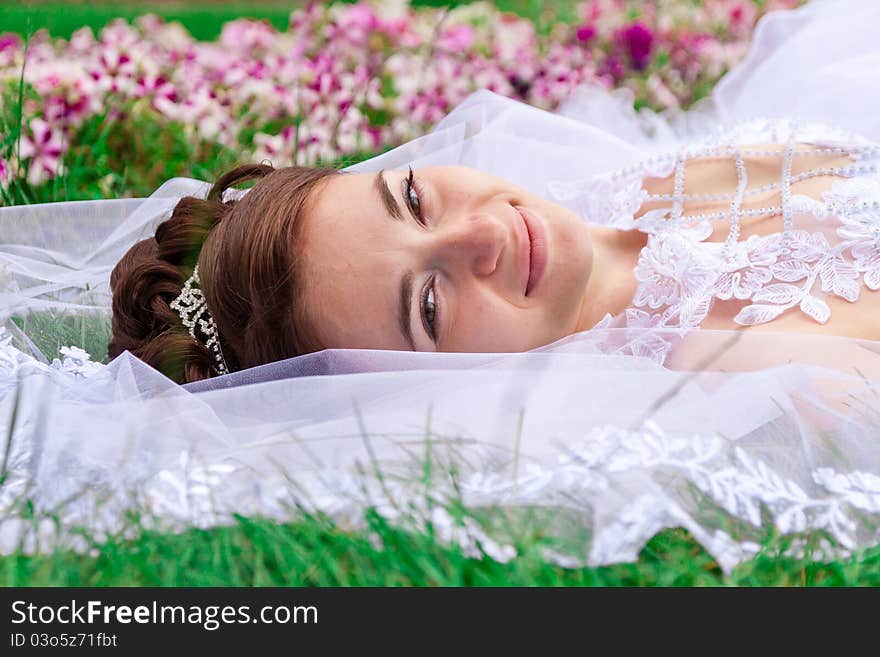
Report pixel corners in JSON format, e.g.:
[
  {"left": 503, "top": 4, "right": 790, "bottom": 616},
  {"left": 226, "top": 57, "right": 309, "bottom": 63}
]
[{"left": 3, "top": 0, "right": 880, "bottom": 571}]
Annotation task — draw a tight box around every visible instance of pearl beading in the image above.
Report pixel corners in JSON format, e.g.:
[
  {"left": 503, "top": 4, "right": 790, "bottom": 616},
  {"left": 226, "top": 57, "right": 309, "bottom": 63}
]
[
  {"left": 722, "top": 147, "right": 747, "bottom": 260},
  {"left": 779, "top": 137, "right": 795, "bottom": 254},
  {"left": 643, "top": 163, "right": 879, "bottom": 203},
  {"left": 608, "top": 144, "right": 880, "bottom": 183},
  {"left": 674, "top": 198, "right": 880, "bottom": 224},
  {"left": 670, "top": 154, "right": 685, "bottom": 221},
  {"left": 611, "top": 134, "right": 880, "bottom": 248}
]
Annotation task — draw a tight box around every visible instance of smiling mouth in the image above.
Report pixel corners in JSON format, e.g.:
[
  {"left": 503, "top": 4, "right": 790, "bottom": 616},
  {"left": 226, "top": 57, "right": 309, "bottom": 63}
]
[
  {"left": 516, "top": 205, "right": 547, "bottom": 297},
  {"left": 524, "top": 215, "right": 535, "bottom": 296},
  {"left": 513, "top": 205, "right": 531, "bottom": 296}
]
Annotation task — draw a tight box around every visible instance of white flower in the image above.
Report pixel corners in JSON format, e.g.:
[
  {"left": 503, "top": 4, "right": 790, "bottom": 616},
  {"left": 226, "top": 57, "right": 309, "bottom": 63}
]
[
  {"left": 715, "top": 234, "right": 777, "bottom": 301},
  {"left": 633, "top": 231, "right": 719, "bottom": 314},
  {"left": 50, "top": 346, "right": 103, "bottom": 378},
  {"left": 837, "top": 212, "right": 880, "bottom": 290}
]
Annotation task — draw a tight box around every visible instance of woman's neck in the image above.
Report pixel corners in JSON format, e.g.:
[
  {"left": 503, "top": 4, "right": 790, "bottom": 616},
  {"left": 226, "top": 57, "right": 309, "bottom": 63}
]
[{"left": 574, "top": 222, "right": 647, "bottom": 333}]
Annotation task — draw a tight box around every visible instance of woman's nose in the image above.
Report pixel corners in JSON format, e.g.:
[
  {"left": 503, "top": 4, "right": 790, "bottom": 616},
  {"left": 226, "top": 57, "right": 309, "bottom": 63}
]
[{"left": 432, "top": 211, "right": 507, "bottom": 277}]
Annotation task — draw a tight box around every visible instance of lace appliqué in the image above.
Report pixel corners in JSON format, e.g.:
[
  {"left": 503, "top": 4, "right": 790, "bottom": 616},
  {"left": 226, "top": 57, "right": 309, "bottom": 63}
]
[
  {"left": 551, "top": 117, "right": 880, "bottom": 366},
  {"left": 825, "top": 176, "right": 880, "bottom": 291},
  {"left": 547, "top": 157, "right": 673, "bottom": 230},
  {"left": 632, "top": 222, "right": 875, "bottom": 334},
  {"left": 547, "top": 176, "right": 649, "bottom": 230}
]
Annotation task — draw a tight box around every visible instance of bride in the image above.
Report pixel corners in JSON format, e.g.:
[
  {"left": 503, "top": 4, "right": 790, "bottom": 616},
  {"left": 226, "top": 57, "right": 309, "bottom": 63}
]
[
  {"left": 108, "top": 137, "right": 880, "bottom": 382},
  {"left": 3, "top": 0, "right": 880, "bottom": 569}
]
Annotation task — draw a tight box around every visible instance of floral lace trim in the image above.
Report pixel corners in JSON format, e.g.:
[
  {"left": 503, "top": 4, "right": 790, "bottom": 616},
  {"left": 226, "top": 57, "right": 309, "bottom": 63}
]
[
  {"left": 555, "top": 118, "right": 880, "bottom": 367},
  {"left": 627, "top": 178, "right": 880, "bottom": 338},
  {"left": 0, "top": 327, "right": 103, "bottom": 382}
]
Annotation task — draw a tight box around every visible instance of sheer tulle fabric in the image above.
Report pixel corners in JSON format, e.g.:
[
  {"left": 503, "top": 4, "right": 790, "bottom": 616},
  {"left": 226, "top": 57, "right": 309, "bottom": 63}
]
[{"left": 2, "top": 0, "right": 880, "bottom": 570}]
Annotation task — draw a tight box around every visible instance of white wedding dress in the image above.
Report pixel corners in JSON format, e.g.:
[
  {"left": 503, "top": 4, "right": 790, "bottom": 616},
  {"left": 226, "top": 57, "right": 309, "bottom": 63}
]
[{"left": 2, "top": 0, "right": 880, "bottom": 571}]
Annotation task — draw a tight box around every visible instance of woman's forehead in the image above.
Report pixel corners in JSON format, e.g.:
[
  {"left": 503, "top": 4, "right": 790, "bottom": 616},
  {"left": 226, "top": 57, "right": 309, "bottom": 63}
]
[
  {"left": 307, "top": 171, "right": 385, "bottom": 230},
  {"left": 298, "top": 171, "right": 410, "bottom": 350}
]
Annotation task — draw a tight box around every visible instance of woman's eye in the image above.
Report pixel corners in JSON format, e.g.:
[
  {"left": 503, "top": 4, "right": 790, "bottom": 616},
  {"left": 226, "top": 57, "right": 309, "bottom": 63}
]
[
  {"left": 405, "top": 169, "right": 423, "bottom": 224},
  {"left": 421, "top": 278, "right": 438, "bottom": 343},
  {"left": 406, "top": 167, "right": 437, "bottom": 345}
]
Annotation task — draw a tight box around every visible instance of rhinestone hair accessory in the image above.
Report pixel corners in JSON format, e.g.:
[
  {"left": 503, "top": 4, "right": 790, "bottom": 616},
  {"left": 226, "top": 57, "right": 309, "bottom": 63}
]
[{"left": 170, "top": 264, "right": 230, "bottom": 375}]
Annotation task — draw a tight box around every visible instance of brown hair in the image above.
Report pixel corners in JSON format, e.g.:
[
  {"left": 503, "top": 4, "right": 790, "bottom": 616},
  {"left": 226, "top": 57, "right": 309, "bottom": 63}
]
[{"left": 108, "top": 163, "right": 340, "bottom": 383}]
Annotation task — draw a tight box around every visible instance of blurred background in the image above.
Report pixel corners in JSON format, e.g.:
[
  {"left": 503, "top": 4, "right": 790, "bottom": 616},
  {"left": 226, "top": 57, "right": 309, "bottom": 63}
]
[
  {"left": 5, "top": 1, "right": 578, "bottom": 40},
  {"left": 0, "top": 0, "right": 801, "bottom": 206}
]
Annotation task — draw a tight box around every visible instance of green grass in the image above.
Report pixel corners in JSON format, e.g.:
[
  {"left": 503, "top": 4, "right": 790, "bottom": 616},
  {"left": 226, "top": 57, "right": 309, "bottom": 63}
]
[
  {"left": 2, "top": 0, "right": 580, "bottom": 41},
  {"left": 3, "top": 1, "right": 303, "bottom": 42},
  {"left": 4, "top": 511, "right": 879, "bottom": 586},
  {"left": 9, "top": 312, "right": 111, "bottom": 363}
]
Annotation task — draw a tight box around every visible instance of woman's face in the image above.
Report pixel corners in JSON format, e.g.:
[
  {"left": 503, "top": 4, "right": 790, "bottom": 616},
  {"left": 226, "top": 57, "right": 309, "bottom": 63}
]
[{"left": 299, "top": 165, "right": 596, "bottom": 353}]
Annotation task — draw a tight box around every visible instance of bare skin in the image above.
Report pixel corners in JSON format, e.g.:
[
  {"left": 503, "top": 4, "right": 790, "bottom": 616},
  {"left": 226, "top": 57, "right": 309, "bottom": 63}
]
[{"left": 635, "top": 143, "right": 880, "bottom": 343}]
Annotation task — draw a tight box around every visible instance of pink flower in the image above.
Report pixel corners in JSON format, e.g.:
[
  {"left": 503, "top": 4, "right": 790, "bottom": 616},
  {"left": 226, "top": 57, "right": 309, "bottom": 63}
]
[
  {"left": 327, "top": 2, "right": 380, "bottom": 49},
  {"left": 380, "top": 16, "right": 422, "bottom": 49},
  {"left": 90, "top": 47, "right": 138, "bottom": 96},
  {"left": 438, "top": 24, "right": 475, "bottom": 53},
  {"left": 26, "top": 60, "right": 99, "bottom": 130},
  {"left": 0, "top": 32, "right": 22, "bottom": 67},
  {"left": 135, "top": 72, "right": 178, "bottom": 112},
  {"left": 252, "top": 124, "right": 298, "bottom": 165},
  {"left": 19, "top": 117, "right": 66, "bottom": 186},
  {"left": 0, "top": 32, "right": 22, "bottom": 52},
  {"left": 727, "top": 2, "right": 758, "bottom": 36},
  {"left": 219, "top": 19, "right": 277, "bottom": 55},
  {"left": 68, "top": 27, "right": 97, "bottom": 54},
  {"left": 99, "top": 20, "right": 141, "bottom": 50}
]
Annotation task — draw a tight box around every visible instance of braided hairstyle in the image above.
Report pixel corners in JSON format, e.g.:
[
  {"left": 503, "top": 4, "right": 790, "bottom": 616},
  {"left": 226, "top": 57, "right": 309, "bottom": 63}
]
[{"left": 108, "top": 163, "right": 340, "bottom": 383}]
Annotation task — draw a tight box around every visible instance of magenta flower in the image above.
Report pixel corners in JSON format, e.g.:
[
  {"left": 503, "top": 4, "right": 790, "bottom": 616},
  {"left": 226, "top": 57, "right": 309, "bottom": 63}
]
[
  {"left": 0, "top": 33, "right": 21, "bottom": 51},
  {"left": 618, "top": 22, "right": 654, "bottom": 71},
  {"left": 597, "top": 54, "right": 625, "bottom": 83},
  {"left": 0, "top": 158, "right": 11, "bottom": 188},
  {"left": 575, "top": 24, "right": 596, "bottom": 44}
]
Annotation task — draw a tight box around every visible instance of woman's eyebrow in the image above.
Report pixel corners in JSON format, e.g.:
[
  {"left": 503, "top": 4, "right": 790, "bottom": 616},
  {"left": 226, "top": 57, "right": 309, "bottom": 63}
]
[
  {"left": 399, "top": 269, "right": 416, "bottom": 352},
  {"left": 373, "top": 169, "right": 417, "bottom": 351},
  {"left": 374, "top": 169, "right": 404, "bottom": 221}
]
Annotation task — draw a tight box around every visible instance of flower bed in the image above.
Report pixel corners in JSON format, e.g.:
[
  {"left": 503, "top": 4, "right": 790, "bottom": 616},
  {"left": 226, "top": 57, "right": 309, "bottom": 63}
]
[{"left": 0, "top": 0, "right": 801, "bottom": 202}]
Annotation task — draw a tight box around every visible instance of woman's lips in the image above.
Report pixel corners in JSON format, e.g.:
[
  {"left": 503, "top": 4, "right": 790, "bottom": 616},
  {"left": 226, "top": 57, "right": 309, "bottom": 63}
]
[{"left": 515, "top": 205, "right": 548, "bottom": 297}]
